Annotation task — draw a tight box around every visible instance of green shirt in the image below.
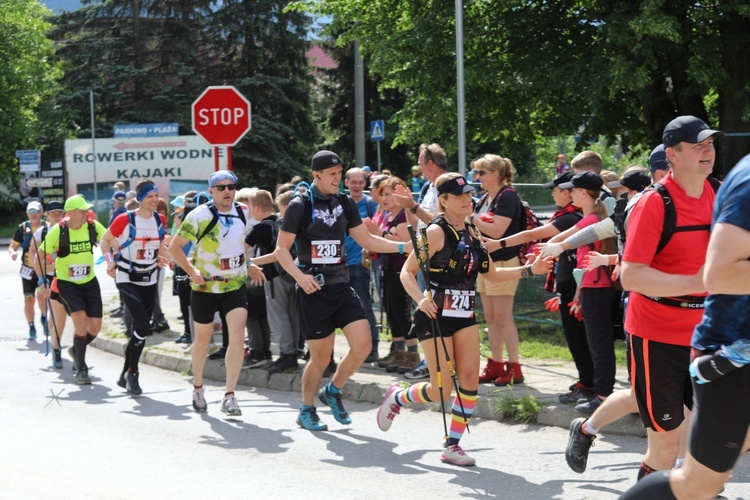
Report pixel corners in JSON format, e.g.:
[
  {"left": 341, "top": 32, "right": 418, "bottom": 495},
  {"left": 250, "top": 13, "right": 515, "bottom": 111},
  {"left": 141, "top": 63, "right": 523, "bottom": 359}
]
[{"left": 40, "top": 220, "right": 106, "bottom": 284}]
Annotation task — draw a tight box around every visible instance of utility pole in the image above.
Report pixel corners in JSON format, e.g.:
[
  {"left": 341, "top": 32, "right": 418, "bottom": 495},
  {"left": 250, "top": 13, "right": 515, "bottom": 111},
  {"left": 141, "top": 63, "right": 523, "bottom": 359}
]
[{"left": 354, "top": 40, "right": 365, "bottom": 169}]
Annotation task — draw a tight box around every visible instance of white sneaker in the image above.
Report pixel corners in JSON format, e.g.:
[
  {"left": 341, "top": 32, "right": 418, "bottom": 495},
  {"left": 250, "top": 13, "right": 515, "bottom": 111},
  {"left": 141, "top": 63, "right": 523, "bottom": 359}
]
[
  {"left": 192, "top": 387, "right": 207, "bottom": 413},
  {"left": 221, "top": 394, "right": 242, "bottom": 416},
  {"left": 441, "top": 443, "right": 476, "bottom": 466},
  {"left": 376, "top": 383, "right": 401, "bottom": 432}
]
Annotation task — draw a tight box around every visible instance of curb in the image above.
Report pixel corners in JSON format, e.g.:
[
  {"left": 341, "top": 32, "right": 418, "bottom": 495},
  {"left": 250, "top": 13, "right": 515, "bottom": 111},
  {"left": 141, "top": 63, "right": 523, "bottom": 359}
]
[{"left": 92, "top": 332, "right": 646, "bottom": 438}]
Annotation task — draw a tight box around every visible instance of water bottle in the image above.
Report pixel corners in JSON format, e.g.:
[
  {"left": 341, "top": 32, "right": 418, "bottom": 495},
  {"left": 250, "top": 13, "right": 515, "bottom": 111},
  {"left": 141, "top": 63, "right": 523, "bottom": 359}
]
[{"left": 689, "top": 339, "right": 750, "bottom": 384}]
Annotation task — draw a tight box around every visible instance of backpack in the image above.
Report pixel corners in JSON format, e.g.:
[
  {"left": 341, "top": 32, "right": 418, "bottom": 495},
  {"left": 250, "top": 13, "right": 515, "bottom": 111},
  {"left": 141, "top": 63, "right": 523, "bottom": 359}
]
[
  {"left": 195, "top": 202, "right": 247, "bottom": 245},
  {"left": 57, "top": 218, "right": 98, "bottom": 258},
  {"left": 428, "top": 214, "right": 490, "bottom": 285},
  {"left": 480, "top": 186, "right": 542, "bottom": 264},
  {"left": 116, "top": 210, "right": 165, "bottom": 271},
  {"left": 291, "top": 187, "right": 352, "bottom": 235},
  {"left": 619, "top": 176, "right": 720, "bottom": 256},
  {"left": 20, "top": 221, "right": 33, "bottom": 252},
  {"left": 259, "top": 214, "right": 296, "bottom": 283}
]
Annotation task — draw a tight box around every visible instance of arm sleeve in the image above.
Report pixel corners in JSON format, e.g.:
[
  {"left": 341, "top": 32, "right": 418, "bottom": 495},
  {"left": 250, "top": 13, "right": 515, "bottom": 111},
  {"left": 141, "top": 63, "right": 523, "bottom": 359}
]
[
  {"left": 566, "top": 218, "right": 615, "bottom": 249},
  {"left": 108, "top": 213, "right": 129, "bottom": 238}
]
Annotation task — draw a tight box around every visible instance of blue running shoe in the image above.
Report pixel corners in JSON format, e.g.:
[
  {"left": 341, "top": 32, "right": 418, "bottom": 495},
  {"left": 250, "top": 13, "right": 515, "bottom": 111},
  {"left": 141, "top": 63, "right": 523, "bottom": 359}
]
[
  {"left": 296, "top": 406, "right": 328, "bottom": 431},
  {"left": 318, "top": 386, "right": 351, "bottom": 425},
  {"left": 26, "top": 325, "right": 37, "bottom": 341}
]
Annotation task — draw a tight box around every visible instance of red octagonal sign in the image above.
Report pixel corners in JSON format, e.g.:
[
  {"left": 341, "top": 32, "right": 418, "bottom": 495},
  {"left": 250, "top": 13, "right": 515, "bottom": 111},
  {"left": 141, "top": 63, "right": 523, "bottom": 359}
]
[{"left": 192, "top": 86, "right": 252, "bottom": 146}]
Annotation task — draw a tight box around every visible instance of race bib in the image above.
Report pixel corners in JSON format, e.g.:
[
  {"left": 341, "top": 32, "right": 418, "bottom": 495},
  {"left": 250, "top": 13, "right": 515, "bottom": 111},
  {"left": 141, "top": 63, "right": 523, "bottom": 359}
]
[
  {"left": 19, "top": 265, "right": 34, "bottom": 281},
  {"left": 136, "top": 248, "right": 158, "bottom": 261},
  {"left": 311, "top": 240, "right": 341, "bottom": 264},
  {"left": 220, "top": 254, "right": 244, "bottom": 271},
  {"left": 441, "top": 289, "right": 475, "bottom": 318},
  {"left": 68, "top": 264, "right": 91, "bottom": 280}
]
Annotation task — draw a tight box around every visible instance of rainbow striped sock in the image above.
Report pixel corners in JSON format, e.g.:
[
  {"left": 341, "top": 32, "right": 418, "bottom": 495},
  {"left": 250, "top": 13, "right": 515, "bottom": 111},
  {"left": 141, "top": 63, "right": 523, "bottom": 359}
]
[
  {"left": 447, "top": 388, "right": 478, "bottom": 445},
  {"left": 396, "top": 382, "right": 431, "bottom": 406}
]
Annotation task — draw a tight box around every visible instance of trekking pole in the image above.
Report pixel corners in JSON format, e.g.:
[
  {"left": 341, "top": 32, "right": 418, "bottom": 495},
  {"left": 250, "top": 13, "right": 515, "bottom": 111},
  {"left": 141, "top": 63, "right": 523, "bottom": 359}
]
[
  {"left": 407, "top": 225, "right": 449, "bottom": 441},
  {"left": 30, "top": 226, "right": 59, "bottom": 357},
  {"left": 416, "top": 226, "right": 469, "bottom": 434}
]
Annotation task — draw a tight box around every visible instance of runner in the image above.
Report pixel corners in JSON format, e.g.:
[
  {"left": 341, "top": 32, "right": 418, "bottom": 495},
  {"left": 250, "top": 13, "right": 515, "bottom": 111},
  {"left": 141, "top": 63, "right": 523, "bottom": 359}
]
[
  {"left": 100, "top": 179, "right": 170, "bottom": 395},
  {"left": 29, "top": 201, "right": 67, "bottom": 368},
  {"left": 275, "top": 150, "right": 410, "bottom": 431},
  {"left": 10, "top": 201, "right": 46, "bottom": 340},
  {"left": 37, "top": 195, "right": 107, "bottom": 385},
  {"left": 169, "top": 171, "right": 265, "bottom": 416},
  {"left": 376, "top": 173, "right": 552, "bottom": 466}
]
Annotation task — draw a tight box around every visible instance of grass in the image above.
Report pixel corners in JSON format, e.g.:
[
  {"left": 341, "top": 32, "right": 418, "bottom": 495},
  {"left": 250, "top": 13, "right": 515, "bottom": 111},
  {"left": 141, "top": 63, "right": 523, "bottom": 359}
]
[{"left": 495, "top": 386, "right": 542, "bottom": 423}]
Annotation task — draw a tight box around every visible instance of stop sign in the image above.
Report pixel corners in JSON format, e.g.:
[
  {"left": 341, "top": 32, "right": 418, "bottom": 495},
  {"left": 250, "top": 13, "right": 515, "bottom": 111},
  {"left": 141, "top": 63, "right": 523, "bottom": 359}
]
[{"left": 191, "top": 86, "right": 252, "bottom": 146}]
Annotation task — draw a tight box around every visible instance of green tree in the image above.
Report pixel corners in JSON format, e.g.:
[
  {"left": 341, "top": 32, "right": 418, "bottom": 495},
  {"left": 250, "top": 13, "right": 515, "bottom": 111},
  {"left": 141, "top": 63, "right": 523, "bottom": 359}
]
[{"left": 0, "top": 0, "right": 62, "bottom": 183}]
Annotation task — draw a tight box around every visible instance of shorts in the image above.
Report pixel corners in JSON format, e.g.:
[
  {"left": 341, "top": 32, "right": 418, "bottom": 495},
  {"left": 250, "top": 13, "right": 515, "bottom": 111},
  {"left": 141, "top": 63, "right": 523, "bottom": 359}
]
[
  {"left": 297, "top": 282, "right": 366, "bottom": 341},
  {"left": 56, "top": 278, "right": 103, "bottom": 318},
  {"left": 629, "top": 335, "right": 692, "bottom": 432},
  {"left": 476, "top": 256, "right": 520, "bottom": 296},
  {"left": 191, "top": 288, "right": 247, "bottom": 324},
  {"left": 22, "top": 270, "right": 40, "bottom": 296},
  {"left": 690, "top": 362, "right": 750, "bottom": 473},
  {"left": 412, "top": 309, "right": 477, "bottom": 342}
]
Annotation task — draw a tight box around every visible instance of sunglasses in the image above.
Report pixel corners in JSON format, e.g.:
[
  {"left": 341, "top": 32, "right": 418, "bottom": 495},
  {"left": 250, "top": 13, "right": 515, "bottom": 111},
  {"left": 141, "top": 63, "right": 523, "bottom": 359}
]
[
  {"left": 475, "top": 171, "right": 490, "bottom": 177},
  {"left": 213, "top": 184, "right": 237, "bottom": 192},
  {"left": 28, "top": 209, "right": 41, "bottom": 214}
]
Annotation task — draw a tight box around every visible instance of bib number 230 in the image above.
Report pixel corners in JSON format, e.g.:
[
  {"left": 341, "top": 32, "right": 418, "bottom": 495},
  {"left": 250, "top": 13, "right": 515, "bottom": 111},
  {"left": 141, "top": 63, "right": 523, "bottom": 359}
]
[{"left": 311, "top": 240, "right": 341, "bottom": 264}]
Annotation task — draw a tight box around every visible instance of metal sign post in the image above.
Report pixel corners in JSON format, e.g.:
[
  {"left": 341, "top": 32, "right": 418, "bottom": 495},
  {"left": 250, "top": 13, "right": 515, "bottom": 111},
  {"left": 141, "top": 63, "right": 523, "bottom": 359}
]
[{"left": 370, "top": 120, "right": 385, "bottom": 172}]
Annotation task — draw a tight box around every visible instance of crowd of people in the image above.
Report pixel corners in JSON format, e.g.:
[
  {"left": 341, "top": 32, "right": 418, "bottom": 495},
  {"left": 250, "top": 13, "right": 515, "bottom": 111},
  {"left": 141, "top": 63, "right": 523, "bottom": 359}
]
[{"left": 11, "top": 115, "right": 750, "bottom": 496}]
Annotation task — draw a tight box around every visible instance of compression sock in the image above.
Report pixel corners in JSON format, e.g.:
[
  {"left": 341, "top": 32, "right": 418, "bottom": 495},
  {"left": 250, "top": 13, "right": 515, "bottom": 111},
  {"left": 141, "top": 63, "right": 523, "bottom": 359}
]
[
  {"left": 85, "top": 332, "right": 96, "bottom": 344},
  {"left": 396, "top": 382, "right": 431, "bottom": 407},
  {"left": 620, "top": 471, "right": 677, "bottom": 500},
  {"left": 407, "top": 344, "right": 419, "bottom": 353},
  {"left": 393, "top": 340, "right": 406, "bottom": 351},
  {"left": 128, "top": 331, "right": 147, "bottom": 373},
  {"left": 447, "top": 388, "right": 478, "bottom": 446},
  {"left": 637, "top": 462, "right": 656, "bottom": 481},
  {"left": 73, "top": 335, "right": 87, "bottom": 370}
]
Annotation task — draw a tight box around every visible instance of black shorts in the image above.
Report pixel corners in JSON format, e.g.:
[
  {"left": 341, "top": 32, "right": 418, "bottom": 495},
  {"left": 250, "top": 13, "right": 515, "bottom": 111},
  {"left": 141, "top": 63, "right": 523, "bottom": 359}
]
[
  {"left": 21, "top": 270, "right": 40, "bottom": 296},
  {"left": 690, "top": 362, "right": 750, "bottom": 473},
  {"left": 412, "top": 309, "right": 477, "bottom": 343},
  {"left": 56, "top": 278, "right": 103, "bottom": 318},
  {"left": 296, "top": 282, "right": 366, "bottom": 340},
  {"left": 629, "top": 335, "right": 692, "bottom": 432},
  {"left": 191, "top": 288, "right": 247, "bottom": 324}
]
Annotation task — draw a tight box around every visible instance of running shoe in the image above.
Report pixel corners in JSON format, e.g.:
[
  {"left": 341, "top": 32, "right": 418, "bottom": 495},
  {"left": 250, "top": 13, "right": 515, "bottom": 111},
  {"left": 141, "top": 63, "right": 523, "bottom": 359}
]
[
  {"left": 208, "top": 346, "right": 226, "bottom": 359},
  {"left": 404, "top": 360, "right": 430, "bottom": 380},
  {"left": 376, "top": 384, "right": 401, "bottom": 432},
  {"left": 441, "top": 443, "right": 476, "bottom": 467},
  {"left": 267, "top": 354, "right": 299, "bottom": 375},
  {"left": 575, "top": 395, "right": 604, "bottom": 414},
  {"left": 364, "top": 348, "right": 379, "bottom": 364},
  {"left": 175, "top": 333, "right": 192, "bottom": 344},
  {"left": 75, "top": 367, "right": 91, "bottom": 385},
  {"left": 150, "top": 321, "right": 170, "bottom": 333},
  {"left": 322, "top": 358, "right": 337, "bottom": 378},
  {"left": 52, "top": 349, "right": 63, "bottom": 370},
  {"left": 559, "top": 382, "right": 596, "bottom": 405},
  {"left": 192, "top": 387, "right": 207, "bottom": 413},
  {"left": 296, "top": 406, "right": 328, "bottom": 431},
  {"left": 221, "top": 394, "right": 242, "bottom": 416},
  {"left": 566, "top": 417, "right": 596, "bottom": 473},
  {"left": 26, "top": 325, "right": 37, "bottom": 341},
  {"left": 242, "top": 351, "right": 267, "bottom": 369},
  {"left": 126, "top": 371, "right": 142, "bottom": 395},
  {"left": 318, "top": 386, "right": 351, "bottom": 425},
  {"left": 117, "top": 371, "right": 126, "bottom": 389}
]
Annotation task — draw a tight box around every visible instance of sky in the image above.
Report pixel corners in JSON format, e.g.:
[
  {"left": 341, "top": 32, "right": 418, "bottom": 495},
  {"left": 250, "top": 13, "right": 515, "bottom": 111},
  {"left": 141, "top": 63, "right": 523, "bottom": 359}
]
[{"left": 41, "top": 0, "right": 84, "bottom": 13}]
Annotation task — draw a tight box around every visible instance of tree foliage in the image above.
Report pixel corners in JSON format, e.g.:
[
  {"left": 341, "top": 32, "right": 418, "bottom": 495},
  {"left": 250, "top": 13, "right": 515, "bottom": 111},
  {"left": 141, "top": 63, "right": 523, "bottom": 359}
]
[
  {"left": 0, "top": 0, "right": 62, "bottom": 182},
  {"left": 296, "top": 0, "right": 750, "bottom": 175}
]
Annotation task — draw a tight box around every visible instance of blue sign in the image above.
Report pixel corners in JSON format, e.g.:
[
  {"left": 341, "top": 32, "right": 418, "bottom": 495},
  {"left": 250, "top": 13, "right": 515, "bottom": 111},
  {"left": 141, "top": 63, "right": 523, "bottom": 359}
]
[
  {"left": 370, "top": 120, "right": 385, "bottom": 141},
  {"left": 114, "top": 122, "right": 179, "bottom": 138},
  {"left": 16, "top": 150, "right": 40, "bottom": 161}
]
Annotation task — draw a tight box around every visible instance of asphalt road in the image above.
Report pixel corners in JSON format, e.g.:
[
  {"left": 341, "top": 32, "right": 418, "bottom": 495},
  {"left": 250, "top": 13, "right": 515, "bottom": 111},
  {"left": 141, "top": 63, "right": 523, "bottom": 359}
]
[{"left": 2, "top": 253, "right": 750, "bottom": 499}]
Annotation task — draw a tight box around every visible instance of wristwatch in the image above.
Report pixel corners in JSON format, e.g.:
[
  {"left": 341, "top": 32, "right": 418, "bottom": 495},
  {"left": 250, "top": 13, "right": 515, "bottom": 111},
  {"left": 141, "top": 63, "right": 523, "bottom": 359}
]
[
  {"left": 520, "top": 264, "right": 533, "bottom": 279},
  {"left": 409, "top": 204, "right": 419, "bottom": 214}
]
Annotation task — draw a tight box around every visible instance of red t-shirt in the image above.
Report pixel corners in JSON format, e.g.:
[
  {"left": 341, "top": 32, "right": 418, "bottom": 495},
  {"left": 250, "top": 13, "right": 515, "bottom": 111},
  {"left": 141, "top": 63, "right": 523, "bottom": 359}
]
[
  {"left": 622, "top": 175, "right": 714, "bottom": 345},
  {"left": 575, "top": 213, "right": 611, "bottom": 289}
]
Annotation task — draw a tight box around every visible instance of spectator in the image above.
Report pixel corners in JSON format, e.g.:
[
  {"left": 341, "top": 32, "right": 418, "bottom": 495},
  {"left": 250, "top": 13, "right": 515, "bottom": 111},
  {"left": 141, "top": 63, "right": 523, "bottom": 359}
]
[
  {"left": 555, "top": 154, "right": 570, "bottom": 175},
  {"left": 410, "top": 165, "right": 426, "bottom": 193}
]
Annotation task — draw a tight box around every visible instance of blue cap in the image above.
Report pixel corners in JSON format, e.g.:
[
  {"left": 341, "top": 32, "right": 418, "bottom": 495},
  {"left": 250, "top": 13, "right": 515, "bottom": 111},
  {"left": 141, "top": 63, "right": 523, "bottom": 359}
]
[
  {"left": 649, "top": 144, "right": 669, "bottom": 174},
  {"left": 362, "top": 166, "right": 372, "bottom": 173}
]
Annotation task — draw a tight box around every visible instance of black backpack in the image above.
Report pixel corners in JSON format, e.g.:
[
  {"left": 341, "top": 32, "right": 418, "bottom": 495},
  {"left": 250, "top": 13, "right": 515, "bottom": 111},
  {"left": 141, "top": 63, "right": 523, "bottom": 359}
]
[
  {"left": 57, "top": 219, "right": 98, "bottom": 258},
  {"left": 259, "top": 214, "right": 296, "bottom": 283}
]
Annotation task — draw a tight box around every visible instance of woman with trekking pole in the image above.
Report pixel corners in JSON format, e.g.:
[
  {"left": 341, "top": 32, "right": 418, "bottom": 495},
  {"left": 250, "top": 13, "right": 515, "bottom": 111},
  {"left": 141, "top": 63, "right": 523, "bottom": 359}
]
[{"left": 376, "top": 172, "right": 552, "bottom": 466}]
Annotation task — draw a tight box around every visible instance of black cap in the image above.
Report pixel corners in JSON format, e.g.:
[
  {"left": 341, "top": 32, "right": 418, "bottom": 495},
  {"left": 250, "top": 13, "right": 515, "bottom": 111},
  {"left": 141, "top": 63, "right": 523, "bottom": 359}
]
[
  {"left": 46, "top": 200, "right": 65, "bottom": 212},
  {"left": 437, "top": 176, "right": 474, "bottom": 196},
  {"left": 607, "top": 170, "right": 651, "bottom": 192},
  {"left": 649, "top": 144, "right": 669, "bottom": 173},
  {"left": 558, "top": 171, "right": 603, "bottom": 191},
  {"left": 542, "top": 171, "right": 575, "bottom": 189},
  {"left": 311, "top": 150, "right": 344, "bottom": 171},
  {"left": 662, "top": 115, "right": 724, "bottom": 148}
]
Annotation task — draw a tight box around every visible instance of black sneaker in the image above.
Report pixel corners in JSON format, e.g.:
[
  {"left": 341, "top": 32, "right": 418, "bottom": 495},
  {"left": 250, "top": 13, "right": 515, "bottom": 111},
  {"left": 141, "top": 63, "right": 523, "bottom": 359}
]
[
  {"left": 322, "top": 358, "right": 337, "bottom": 378},
  {"left": 566, "top": 417, "right": 596, "bottom": 473},
  {"left": 175, "top": 333, "right": 192, "bottom": 344},
  {"left": 75, "top": 367, "right": 91, "bottom": 385},
  {"left": 364, "top": 349, "right": 379, "bottom": 363},
  {"left": 559, "top": 382, "right": 596, "bottom": 405},
  {"left": 126, "top": 371, "right": 143, "bottom": 395},
  {"left": 117, "top": 371, "right": 127, "bottom": 389},
  {"left": 267, "top": 354, "right": 299, "bottom": 375},
  {"left": 208, "top": 347, "right": 227, "bottom": 360},
  {"left": 241, "top": 352, "right": 267, "bottom": 370},
  {"left": 150, "top": 321, "right": 170, "bottom": 333}
]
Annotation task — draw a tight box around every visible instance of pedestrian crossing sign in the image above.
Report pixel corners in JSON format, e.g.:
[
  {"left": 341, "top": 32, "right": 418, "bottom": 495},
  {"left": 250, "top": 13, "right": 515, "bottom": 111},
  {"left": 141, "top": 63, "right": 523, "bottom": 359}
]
[{"left": 370, "top": 120, "right": 385, "bottom": 141}]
